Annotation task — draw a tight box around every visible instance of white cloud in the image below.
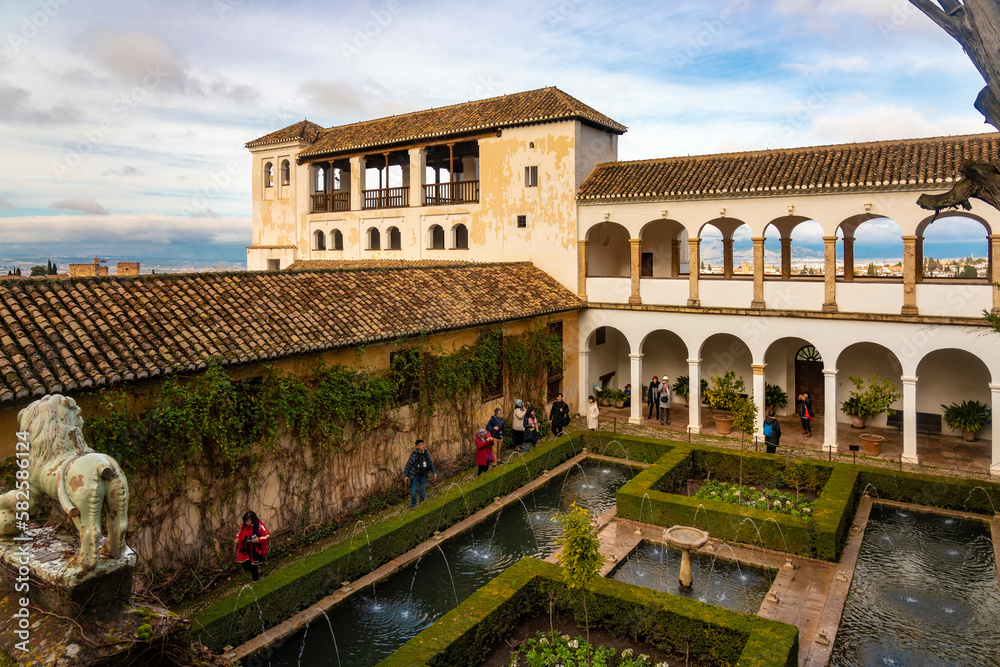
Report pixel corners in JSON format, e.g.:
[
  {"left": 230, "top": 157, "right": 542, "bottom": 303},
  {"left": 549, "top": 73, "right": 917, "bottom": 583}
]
[
  {"left": 50, "top": 198, "right": 109, "bottom": 215},
  {"left": 0, "top": 213, "right": 249, "bottom": 245},
  {"left": 0, "top": 197, "right": 15, "bottom": 211},
  {"left": 811, "top": 106, "right": 985, "bottom": 144}
]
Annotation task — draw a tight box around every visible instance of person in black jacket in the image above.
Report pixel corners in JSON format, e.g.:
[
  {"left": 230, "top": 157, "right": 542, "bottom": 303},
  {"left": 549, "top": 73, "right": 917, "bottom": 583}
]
[
  {"left": 403, "top": 439, "right": 437, "bottom": 507},
  {"left": 796, "top": 392, "right": 813, "bottom": 436},
  {"left": 763, "top": 409, "right": 781, "bottom": 454},
  {"left": 647, "top": 376, "right": 660, "bottom": 420},
  {"left": 549, "top": 393, "right": 570, "bottom": 437}
]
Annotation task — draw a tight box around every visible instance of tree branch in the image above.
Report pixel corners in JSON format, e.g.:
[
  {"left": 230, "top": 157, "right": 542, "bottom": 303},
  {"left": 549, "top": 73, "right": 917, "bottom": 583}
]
[{"left": 909, "top": 0, "right": 965, "bottom": 39}]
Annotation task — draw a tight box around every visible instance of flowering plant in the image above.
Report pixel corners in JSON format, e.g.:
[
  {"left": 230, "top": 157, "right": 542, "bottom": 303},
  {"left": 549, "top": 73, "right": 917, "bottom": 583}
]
[
  {"left": 694, "top": 480, "right": 813, "bottom": 518},
  {"left": 508, "top": 632, "right": 663, "bottom": 666}
]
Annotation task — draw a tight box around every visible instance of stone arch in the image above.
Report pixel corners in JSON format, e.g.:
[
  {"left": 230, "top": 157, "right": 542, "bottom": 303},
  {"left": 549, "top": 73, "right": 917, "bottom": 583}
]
[
  {"left": 584, "top": 325, "right": 631, "bottom": 395},
  {"left": 838, "top": 214, "right": 902, "bottom": 281},
  {"left": 280, "top": 159, "right": 291, "bottom": 186},
  {"left": 835, "top": 342, "right": 903, "bottom": 427},
  {"left": 453, "top": 223, "right": 469, "bottom": 249},
  {"left": 638, "top": 218, "right": 686, "bottom": 278},
  {"left": 586, "top": 221, "right": 630, "bottom": 277},
  {"left": 312, "top": 230, "right": 326, "bottom": 251},
  {"left": 367, "top": 227, "right": 381, "bottom": 251},
  {"left": 639, "top": 329, "right": 689, "bottom": 409},
  {"left": 387, "top": 226, "right": 401, "bottom": 250},
  {"left": 697, "top": 217, "right": 751, "bottom": 278},
  {"left": 763, "top": 337, "right": 825, "bottom": 416},
  {"left": 428, "top": 224, "right": 445, "bottom": 250},
  {"left": 330, "top": 229, "right": 344, "bottom": 251},
  {"left": 263, "top": 161, "right": 274, "bottom": 189},
  {"left": 698, "top": 332, "right": 753, "bottom": 391},
  {"left": 763, "top": 216, "right": 824, "bottom": 279},
  {"left": 916, "top": 348, "right": 992, "bottom": 443},
  {"left": 916, "top": 213, "right": 990, "bottom": 280}
]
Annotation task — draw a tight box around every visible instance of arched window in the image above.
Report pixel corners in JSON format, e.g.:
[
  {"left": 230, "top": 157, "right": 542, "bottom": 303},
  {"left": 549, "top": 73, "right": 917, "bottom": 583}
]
[
  {"left": 314, "top": 166, "right": 326, "bottom": 193},
  {"left": 332, "top": 229, "right": 343, "bottom": 251},
  {"left": 388, "top": 226, "right": 401, "bottom": 250},
  {"left": 368, "top": 227, "right": 381, "bottom": 250},
  {"left": 313, "top": 230, "right": 326, "bottom": 251},
  {"left": 263, "top": 162, "right": 274, "bottom": 188},
  {"left": 429, "top": 224, "right": 445, "bottom": 249},
  {"left": 453, "top": 224, "right": 469, "bottom": 249},
  {"left": 280, "top": 160, "right": 291, "bottom": 186}
]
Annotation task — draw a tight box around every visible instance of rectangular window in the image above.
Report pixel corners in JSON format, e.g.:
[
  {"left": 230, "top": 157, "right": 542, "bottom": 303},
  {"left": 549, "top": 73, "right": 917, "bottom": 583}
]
[
  {"left": 480, "top": 333, "right": 504, "bottom": 402},
  {"left": 267, "top": 259, "right": 280, "bottom": 271},
  {"left": 525, "top": 166, "right": 538, "bottom": 187},
  {"left": 546, "top": 321, "right": 564, "bottom": 402},
  {"left": 516, "top": 215, "right": 527, "bottom": 228},
  {"left": 390, "top": 349, "right": 420, "bottom": 406},
  {"left": 595, "top": 326, "right": 606, "bottom": 346}
]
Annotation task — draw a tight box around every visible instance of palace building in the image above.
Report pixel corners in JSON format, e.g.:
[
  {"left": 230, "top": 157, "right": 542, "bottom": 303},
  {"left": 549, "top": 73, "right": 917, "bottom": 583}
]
[{"left": 248, "top": 87, "right": 1000, "bottom": 475}]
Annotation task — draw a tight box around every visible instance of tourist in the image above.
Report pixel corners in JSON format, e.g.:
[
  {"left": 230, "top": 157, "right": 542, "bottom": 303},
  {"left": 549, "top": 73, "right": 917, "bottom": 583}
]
[
  {"left": 512, "top": 399, "right": 526, "bottom": 451},
  {"left": 403, "top": 439, "right": 438, "bottom": 507},
  {"left": 587, "top": 395, "right": 600, "bottom": 430},
  {"left": 475, "top": 427, "right": 494, "bottom": 475},
  {"left": 659, "top": 375, "right": 671, "bottom": 425},
  {"left": 797, "top": 392, "right": 813, "bottom": 436},
  {"left": 486, "top": 408, "right": 505, "bottom": 449},
  {"left": 764, "top": 409, "right": 781, "bottom": 454},
  {"left": 647, "top": 375, "right": 660, "bottom": 420},
  {"left": 623, "top": 383, "right": 631, "bottom": 408},
  {"left": 234, "top": 510, "right": 270, "bottom": 582},
  {"left": 523, "top": 406, "right": 539, "bottom": 453},
  {"left": 549, "top": 392, "right": 570, "bottom": 437}
]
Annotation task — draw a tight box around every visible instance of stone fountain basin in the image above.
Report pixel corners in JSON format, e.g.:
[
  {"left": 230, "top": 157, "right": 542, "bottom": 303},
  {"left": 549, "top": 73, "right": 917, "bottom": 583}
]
[{"left": 664, "top": 525, "right": 709, "bottom": 550}]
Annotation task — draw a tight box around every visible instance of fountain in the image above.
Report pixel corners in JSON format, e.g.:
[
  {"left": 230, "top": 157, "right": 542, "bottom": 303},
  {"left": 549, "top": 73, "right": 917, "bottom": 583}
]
[{"left": 663, "top": 525, "right": 710, "bottom": 590}]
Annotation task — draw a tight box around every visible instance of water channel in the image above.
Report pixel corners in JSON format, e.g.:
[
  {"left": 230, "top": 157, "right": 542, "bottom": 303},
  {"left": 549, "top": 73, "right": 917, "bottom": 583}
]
[
  {"left": 609, "top": 541, "right": 772, "bottom": 614},
  {"left": 829, "top": 504, "right": 1000, "bottom": 666},
  {"left": 263, "top": 459, "right": 637, "bottom": 666}
]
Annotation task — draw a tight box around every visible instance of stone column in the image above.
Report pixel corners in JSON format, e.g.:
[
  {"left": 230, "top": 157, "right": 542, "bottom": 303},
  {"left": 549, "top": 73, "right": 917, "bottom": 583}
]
[
  {"left": 991, "top": 235, "right": 1000, "bottom": 314},
  {"left": 901, "top": 376, "right": 918, "bottom": 464},
  {"left": 843, "top": 236, "right": 855, "bottom": 281},
  {"left": 687, "top": 238, "right": 701, "bottom": 307},
  {"left": 629, "top": 238, "right": 642, "bottom": 305},
  {"left": 722, "top": 238, "right": 734, "bottom": 279},
  {"left": 671, "top": 239, "right": 681, "bottom": 277},
  {"left": 751, "top": 236, "right": 766, "bottom": 309},
  {"left": 901, "top": 235, "right": 918, "bottom": 315},
  {"left": 823, "top": 369, "right": 838, "bottom": 452},
  {"left": 629, "top": 353, "right": 643, "bottom": 425},
  {"left": 991, "top": 383, "right": 1000, "bottom": 476},
  {"left": 752, "top": 363, "right": 766, "bottom": 440},
  {"left": 578, "top": 240, "right": 589, "bottom": 301},
  {"left": 780, "top": 237, "right": 792, "bottom": 280},
  {"left": 349, "top": 156, "right": 366, "bottom": 211},
  {"left": 408, "top": 147, "right": 426, "bottom": 208},
  {"left": 578, "top": 350, "right": 590, "bottom": 417},
  {"left": 688, "top": 358, "right": 702, "bottom": 434},
  {"left": 822, "top": 235, "right": 838, "bottom": 312}
]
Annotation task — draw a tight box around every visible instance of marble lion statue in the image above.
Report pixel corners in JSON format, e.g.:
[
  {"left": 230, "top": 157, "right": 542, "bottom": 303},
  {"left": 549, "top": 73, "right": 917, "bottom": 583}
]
[{"left": 0, "top": 394, "right": 129, "bottom": 570}]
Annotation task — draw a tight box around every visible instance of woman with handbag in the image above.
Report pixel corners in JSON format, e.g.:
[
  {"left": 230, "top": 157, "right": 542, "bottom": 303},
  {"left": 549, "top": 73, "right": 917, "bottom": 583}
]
[
  {"left": 796, "top": 392, "right": 813, "bottom": 436},
  {"left": 475, "top": 427, "right": 493, "bottom": 475}
]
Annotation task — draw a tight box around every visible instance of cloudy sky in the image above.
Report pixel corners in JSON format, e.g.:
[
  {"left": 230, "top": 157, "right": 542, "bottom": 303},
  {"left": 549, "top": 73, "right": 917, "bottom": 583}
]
[{"left": 0, "top": 0, "right": 991, "bottom": 268}]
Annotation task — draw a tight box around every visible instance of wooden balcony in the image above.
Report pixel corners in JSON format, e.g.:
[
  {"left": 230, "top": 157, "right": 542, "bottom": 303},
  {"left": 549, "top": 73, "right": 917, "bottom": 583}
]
[
  {"left": 310, "top": 192, "right": 350, "bottom": 213},
  {"left": 363, "top": 187, "right": 408, "bottom": 210},
  {"left": 424, "top": 180, "right": 480, "bottom": 205}
]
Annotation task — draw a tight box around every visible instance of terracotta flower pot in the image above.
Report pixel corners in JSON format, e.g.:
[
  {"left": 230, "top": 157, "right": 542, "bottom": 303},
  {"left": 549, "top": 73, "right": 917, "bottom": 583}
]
[
  {"left": 961, "top": 429, "right": 978, "bottom": 442},
  {"left": 714, "top": 415, "right": 734, "bottom": 435},
  {"left": 850, "top": 416, "right": 864, "bottom": 429},
  {"left": 860, "top": 433, "right": 884, "bottom": 456}
]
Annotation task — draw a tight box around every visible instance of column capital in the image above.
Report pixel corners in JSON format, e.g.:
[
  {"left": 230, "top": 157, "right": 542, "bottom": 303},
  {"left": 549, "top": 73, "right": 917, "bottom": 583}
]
[
  {"left": 751, "top": 364, "right": 766, "bottom": 375},
  {"left": 688, "top": 237, "right": 701, "bottom": 246},
  {"left": 578, "top": 349, "right": 590, "bottom": 357},
  {"left": 751, "top": 236, "right": 766, "bottom": 244},
  {"left": 900, "top": 375, "right": 918, "bottom": 385},
  {"left": 780, "top": 237, "right": 792, "bottom": 245},
  {"left": 822, "top": 235, "right": 838, "bottom": 243},
  {"left": 722, "top": 238, "right": 735, "bottom": 246},
  {"left": 822, "top": 368, "right": 838, "bottom": 377},
  {"left": 686, "top": 358, "right": 701, "bottom": 365},
  {"left": 629, "top": 237, "right": 643, "bottom": 245},
  {"left": 629, "top": 353, "right": 644, "bottom": 360},
  {"left": 989, "top": 234, "right": 1000, "bottom": 242},
  {"left": 901, "top": 234, "right": 918, "bottom": 243},
  {"left": 578, "top": 239, "right": 589, "bottom": 247}
]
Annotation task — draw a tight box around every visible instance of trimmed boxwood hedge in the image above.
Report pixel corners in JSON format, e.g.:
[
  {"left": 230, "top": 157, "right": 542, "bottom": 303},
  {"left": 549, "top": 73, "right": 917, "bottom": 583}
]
[
  {"left": 859, "top": 467, "right": 1000, "bottom": 514},
  {"left": 186, "top": 434, "right": 584, "bottom": 651},
  {"left": 378, "top": 558, "right": 798, "bottom": 667}
]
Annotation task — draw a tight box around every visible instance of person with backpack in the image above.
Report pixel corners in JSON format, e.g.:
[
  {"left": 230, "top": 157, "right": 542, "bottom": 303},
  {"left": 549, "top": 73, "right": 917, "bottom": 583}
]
[
  {"left": 763, "top": 409, "right": 781, "bottom": 454},
  {"left": 658, "top": 375, "right": 671, "bottom": 425},
  {"left": 403, "top": 439, "right": 438, "bottom": 507}
]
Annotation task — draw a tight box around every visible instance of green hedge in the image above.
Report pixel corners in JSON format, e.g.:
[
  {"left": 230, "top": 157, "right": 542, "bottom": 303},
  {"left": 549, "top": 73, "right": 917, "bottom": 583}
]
[
  {"left": 614, "top": 439, "right": 847, "bottom": 559},
  {"left": 581, "top": 431, "right": 676, "bottom": 464},
  {"left": 187, "top": 434, "right": 584, "bottom": 651},
  {"left": 859, "top": 467, "right": 1000, "bottom": 514},
  {"left": 810, "top": 465, "right": 861, "bottom": 561},
  {"left": 379, "top": 558, "right": 798, "bottom": 667}
]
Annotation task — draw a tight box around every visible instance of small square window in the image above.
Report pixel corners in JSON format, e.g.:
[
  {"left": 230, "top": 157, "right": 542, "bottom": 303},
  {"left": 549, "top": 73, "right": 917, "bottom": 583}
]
[
  {"left": 525, "top": 166, "right": 538, "bottom": 187},
  {"left": 267, "top": 259, "right": 280, "bottom": 271},
  {"left": 516, "top": 215, "right": 527, "bottom": 228}
]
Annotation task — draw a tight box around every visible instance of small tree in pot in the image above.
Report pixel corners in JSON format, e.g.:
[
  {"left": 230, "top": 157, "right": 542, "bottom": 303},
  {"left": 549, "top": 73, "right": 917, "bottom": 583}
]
[
  {"left": 704, "top": 371, "right": 746, "bottom": 435},
  {"left": 846, "top": 374, "right": 902, "bottom": 455}
]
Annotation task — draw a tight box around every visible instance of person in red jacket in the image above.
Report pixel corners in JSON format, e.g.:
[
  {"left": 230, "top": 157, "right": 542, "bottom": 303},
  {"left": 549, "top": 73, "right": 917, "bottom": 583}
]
[
  {"left": 234, "top": 510, "right": 270, "bottom": 581},
  {"left": 475, "top": 427, "right": 494, "bottom": 475}
]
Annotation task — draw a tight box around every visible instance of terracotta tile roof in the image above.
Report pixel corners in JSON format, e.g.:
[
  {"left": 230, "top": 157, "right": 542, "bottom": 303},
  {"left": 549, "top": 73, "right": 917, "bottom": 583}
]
[
  {"left": 286, "top": 259, "right": 473, "bottom": 270},
  {"left": 274, "top": 87, "right": 626, "bottom": 159},
  {"left": 0, "top": 263, "right": 580, "bottom": 405},
  {"left": 246, "top": 120, "right": 326, "bottom": 148},
  {"left": 577, "top": 132, "right": 1000, "bottom": 202}
]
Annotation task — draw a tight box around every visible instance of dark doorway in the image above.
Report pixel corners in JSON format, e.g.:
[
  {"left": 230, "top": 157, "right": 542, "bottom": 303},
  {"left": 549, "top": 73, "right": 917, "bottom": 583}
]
[
  {"left": 641, "top": 252, "right": 653, "bottom": 277},
  {"left": 794, "top": 345, "right": 824, "bottom": 415}
]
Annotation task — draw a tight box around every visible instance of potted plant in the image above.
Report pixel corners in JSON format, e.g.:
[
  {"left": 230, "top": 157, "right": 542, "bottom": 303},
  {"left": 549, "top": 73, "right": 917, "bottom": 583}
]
[
  {"left": 942, "top": 399, "right": 991, "bottom": 441},
  {"left": 704, "top": 371, "right": 746, "bottom": 435},
  {"left": 610, "top": 388, "right": 626, "bottom": 409},
  {"left": 673, "top": 375, "right": 709, "bottom": 406},
  {"left": 841, "top": 395, "right": 865, "bottom": 428},
  {"left": 765, "top": 383, "right": 788, "bottom": 410},
  {"left": 846, "top": 374, "right": 903, "bottom": 455}
]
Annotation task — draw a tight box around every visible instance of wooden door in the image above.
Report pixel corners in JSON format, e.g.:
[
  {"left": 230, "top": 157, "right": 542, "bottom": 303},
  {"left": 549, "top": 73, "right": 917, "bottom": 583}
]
[{"left": 794, "top": 346, "right": 824, "bottom": 415}]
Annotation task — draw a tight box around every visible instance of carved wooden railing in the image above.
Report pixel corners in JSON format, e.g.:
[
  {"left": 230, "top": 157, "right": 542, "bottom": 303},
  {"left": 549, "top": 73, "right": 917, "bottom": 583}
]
[
  {"left": 310, "top": 192, "right": 350, "bottom": 213},
  {"left": 363, "top": 187, "right": 409, "bottom": 210},
  {"left": 424, "top": 180, "right": 480, "bottom": 205}
]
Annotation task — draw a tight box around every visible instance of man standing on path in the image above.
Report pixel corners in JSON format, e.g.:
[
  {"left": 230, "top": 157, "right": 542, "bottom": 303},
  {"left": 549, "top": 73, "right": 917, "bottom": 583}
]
[
  {"left": 549, "top": 393, "right": 570, "bottom": 437},
  {"left": 403, "top": 439, "right": 437, "bottom": 507}
]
